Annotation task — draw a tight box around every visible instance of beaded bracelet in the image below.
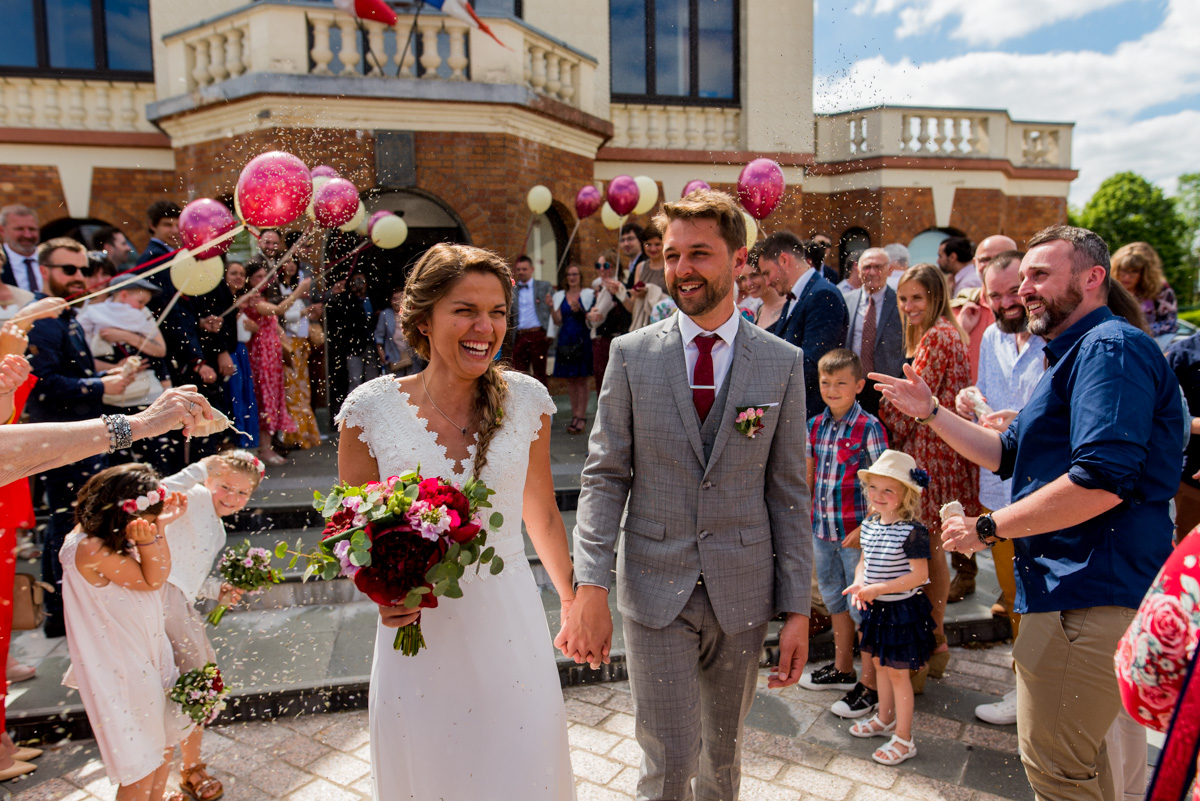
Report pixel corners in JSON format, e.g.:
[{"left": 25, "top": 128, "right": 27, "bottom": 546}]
[{"left": 101, "top": 413, "right": 133, "bottom": 453}]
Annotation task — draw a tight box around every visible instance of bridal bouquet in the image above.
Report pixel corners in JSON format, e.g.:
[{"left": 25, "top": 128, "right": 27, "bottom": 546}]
[
  {"left": 278, "top": 469, "right": 504, "bottom": 655},
  {"left": 207, "top": 540, "right": 283, "bottom": 626},
  {"left": 170, "top": 662, "right": 229, "bottom": 725}
]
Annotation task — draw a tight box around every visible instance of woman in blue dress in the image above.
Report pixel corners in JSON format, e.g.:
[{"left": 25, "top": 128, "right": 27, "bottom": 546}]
[
  {"left": 225, "top": 261, "right": 260, "bottom": 448},
  {"left": 551, "top": 264, "right": 594, "bottom": 434}
]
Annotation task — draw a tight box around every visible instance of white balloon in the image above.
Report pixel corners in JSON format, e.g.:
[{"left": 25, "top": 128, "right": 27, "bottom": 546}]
[
  {"left": 306, "top": 175, "right": 333, "bottom": 221},
  {"left": 633, "top": 176, "right": 659, "bottom": 215},
  {"left": 338, "top": 200, "right": 366, "bottom": 233},
  {"left": 527, "top": 185, "right": 553, "bottom": 215},
  {"left": 171, "top": 255, "right": 225, "bottom": 296},
  {"left": 371, "top": 215, "right": 409, "bottom": 249},
  {"left": 743, "top": 211, "right": 758, "bottom": 251},
  {"left": 600, "top": 202, "right": 627, "bottom": 231}
]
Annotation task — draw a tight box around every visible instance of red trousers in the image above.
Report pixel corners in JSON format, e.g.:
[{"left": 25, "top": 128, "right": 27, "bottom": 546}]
[{"left": 512, "top": 328, "right": 549, "bottom": 386}]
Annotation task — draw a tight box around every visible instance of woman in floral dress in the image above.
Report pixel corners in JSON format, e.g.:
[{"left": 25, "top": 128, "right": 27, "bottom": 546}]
[
  {"left": 1113, "top": 241, "right": 1178, "bottom": 340},
  {"left": 244, "top": 260, "right": 308, "bottom": 465},
  {"left": 880, "top": 263, "right": 978, "bottom": 679}
]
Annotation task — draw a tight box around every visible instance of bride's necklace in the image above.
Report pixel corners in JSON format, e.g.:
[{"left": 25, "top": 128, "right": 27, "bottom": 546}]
[{"left": 421, "top": 373, "right": 470, "bottom": 437}]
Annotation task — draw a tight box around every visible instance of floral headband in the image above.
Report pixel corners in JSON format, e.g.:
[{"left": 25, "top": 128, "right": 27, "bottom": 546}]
[
  {"left": 121, "top": 484, "right": 168, "bottom": 514},
  {"left": 251, "top": 457, "right": 266, "bottom": 477}
]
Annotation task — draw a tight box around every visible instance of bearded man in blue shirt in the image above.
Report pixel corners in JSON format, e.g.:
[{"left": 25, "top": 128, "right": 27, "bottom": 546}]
[{"left": 872, "top": 225, "right": 1183, "bottom": 801}]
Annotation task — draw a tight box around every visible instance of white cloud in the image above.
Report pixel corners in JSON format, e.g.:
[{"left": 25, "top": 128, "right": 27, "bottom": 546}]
[
  {"left": 879, "top": 0, "right": 1134, "bottom": 46},
  {"left": 815, "top": 0, "right": 1200, "bottom": 204}
]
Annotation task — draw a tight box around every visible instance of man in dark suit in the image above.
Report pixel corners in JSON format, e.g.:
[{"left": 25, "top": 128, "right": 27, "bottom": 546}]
[
  {"left": 0, "top": 204, "right": 43, "bottom": 293},
  {"left": 841, "top": 247, "right": 904, "bottom": 417},
  {"left": 27, "top": 238, "right": 133, "bottom": 637},
  {"left": 510, "top": 254, "right": 554, "bottom": 386},
  {"left": 755, "top": 232, "right": 849, "bottom": 419}
]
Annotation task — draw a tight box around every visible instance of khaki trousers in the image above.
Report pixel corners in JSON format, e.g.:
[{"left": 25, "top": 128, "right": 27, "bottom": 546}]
[
  {"left": 991, "top": 537, "right": 1022, "bottom": 638},
  {"left": 1014, "top": 606, "right": 1137, "bottom": 801}
]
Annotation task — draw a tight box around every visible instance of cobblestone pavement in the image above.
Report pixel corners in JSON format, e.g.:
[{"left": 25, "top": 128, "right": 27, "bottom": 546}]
[{"left": 6, "top": 645, "right": 1035, "bottom": 801}]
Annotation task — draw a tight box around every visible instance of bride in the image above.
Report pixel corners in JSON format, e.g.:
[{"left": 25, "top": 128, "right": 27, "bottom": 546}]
[{"left": 336, "top": 244, "right": 577, "bottom": 800}]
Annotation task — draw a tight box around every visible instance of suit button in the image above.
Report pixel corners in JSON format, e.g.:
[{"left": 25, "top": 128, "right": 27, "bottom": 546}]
[
  {"left": 698, "top": 530, "right": 710, "bottom": 539},
  {"left": 702, "top": 481, "right": 713, "bottom": 490}
]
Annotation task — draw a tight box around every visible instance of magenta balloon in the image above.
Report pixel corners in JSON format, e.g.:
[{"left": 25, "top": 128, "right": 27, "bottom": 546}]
[
  {"left": 236, "top": 151, "right": 312, "bottom": 227},
  {"left": 179, "top": 198, "right": 237, "bottom": 260},
  {"left": 681, "top": 180, "right": 711, "bottom": 198},
  {"left": 310, "top": 165, "right": 339, "bottom": 179},
  {"left": 606, "top": 175, "right": 640, "bottom": 217},
  {"left": 737, "top": 158, "right": 785, "bottom": 220},
  {"left": 574, "top": 186, "right": 602, "bottom": 219},
  {"left": 312, "top": 178, "right": 360, "bottom": 229},
  {"left": 367, "top": 210, "right": 394, "bottom": 235}
]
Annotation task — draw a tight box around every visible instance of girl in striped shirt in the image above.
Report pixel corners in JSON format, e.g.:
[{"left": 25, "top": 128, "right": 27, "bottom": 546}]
[{"left": 843, "top": 449, "right": 936, "bottom": 766}]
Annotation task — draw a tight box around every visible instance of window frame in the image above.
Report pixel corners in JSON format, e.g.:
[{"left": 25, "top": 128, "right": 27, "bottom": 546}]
[
  {"left": 610, "top": 0, "right": 740, "bottom": 108},
  {"left": 0, "top": 0, "right": 153, "bottom": 81}
]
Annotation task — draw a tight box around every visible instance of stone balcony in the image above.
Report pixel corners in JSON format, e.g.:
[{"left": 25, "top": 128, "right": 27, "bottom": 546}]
[
  {"left": 815, "top": 106, "right": 1073, "bottom": 170},
  {"left": 0, "top": 77, "right": 158, "bottom": 136},
  {"left": 154, "top": 0, "right": 599, "bottom": 117}
]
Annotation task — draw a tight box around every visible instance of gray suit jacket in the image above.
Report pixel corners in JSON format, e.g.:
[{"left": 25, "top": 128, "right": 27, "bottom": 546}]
[
  {"left": 843, "top": 286, "right": 905, "bottom": 378},
  {"left": 573, "top": 314, "right": 813, "bottom": 634}
]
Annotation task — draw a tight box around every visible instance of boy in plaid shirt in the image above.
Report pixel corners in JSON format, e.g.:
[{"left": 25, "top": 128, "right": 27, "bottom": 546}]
[{"left": 802, "top": 349, "right": 889, "bottom": 718}]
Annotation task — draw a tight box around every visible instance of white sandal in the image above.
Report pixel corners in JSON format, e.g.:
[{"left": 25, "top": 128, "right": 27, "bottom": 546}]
[
  {"left": 849, "top": 714, "right": 896, "bottom": 738},
  {"left": 872, "top": 734, "right": 917, "bottom": 765}
]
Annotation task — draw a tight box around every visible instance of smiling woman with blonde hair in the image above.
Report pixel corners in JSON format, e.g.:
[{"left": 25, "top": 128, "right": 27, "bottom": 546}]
[
  {"left": 1112, "top": 241, "right": 1177, "bottom": 337},
  {"left": 878, "top": 262, "right": 977, "bottom": 685}
]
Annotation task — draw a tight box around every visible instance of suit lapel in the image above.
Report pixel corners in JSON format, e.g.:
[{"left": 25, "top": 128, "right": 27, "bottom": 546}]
[
  {"left": 660, "top": 317, "right": 707, "bottom": 468},
  {"left": 780, "top": 270, "right": 820, "bottom": 338},
  {"left": 703, "top": 318, "right": 755, "bottom": 477}
]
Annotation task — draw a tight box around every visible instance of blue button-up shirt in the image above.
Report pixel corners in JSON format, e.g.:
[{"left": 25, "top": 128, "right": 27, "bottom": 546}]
[
  {"left": 997, "top": 307, "right": 1182, "bottom": 614},
  {"left": 976, "top": 325, "right": 1046, "bottom": 511}
]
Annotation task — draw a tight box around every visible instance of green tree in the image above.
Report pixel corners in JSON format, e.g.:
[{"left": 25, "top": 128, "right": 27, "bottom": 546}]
[
  {"left": 1077, "top": 171, "right": 1191, "bottom": 301},
  {"left": 1176, "top": 172, "right": 1200, "bottom": 259}
]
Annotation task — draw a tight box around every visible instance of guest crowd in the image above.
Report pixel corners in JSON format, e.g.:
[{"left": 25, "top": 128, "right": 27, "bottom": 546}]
[{"left": 0, "top": 192, "right": 1196, "bottom": 801}]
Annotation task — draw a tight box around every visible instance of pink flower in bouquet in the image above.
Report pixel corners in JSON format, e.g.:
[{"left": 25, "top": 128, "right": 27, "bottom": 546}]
[
  {"left": 242, "top": 557, "right": 255, "bottom": 567},
  {"left": 406, "top": 500, "right": 453, "bottom": 540},
  {"left": 1143, "top": 593, "right": 1192, "bottom": 660},
  {"left": 332, "top": 540, "right": 360, "bottom": 578},
  {"left": 416, "top": 478, "right": 480, "bottom": 543}
]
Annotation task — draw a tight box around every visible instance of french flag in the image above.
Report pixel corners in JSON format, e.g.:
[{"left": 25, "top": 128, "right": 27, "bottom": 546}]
[
  {"left": 332, "top": 0, "right": 398, "bottom": 26},
  {"left": 422, "top": 0, "right": 508, "bottom": 49}
]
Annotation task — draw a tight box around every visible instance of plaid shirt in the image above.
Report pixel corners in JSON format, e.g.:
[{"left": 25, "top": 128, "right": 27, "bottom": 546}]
[{"left": 808, "top": 402, "right": 889, "bottom": 541}]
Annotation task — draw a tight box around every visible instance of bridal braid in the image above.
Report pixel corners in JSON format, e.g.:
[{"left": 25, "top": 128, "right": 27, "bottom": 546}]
[{"left": 401, "top": 243, "right": 513, "bottom": 479}]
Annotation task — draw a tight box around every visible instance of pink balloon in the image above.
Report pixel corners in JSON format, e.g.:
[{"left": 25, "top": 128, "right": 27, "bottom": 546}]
[
  {"left": 311, "top": 165, "right": 339, "bottom": 179},
  {"left": 312, "top": 178, "right": 360, "bottom": 229},
  {"left": 236, "top": 151, "right": 312, "bottom": 227},
  {"left": 575, "top": 186, "right": 602, "bottom": 219},
  {"left": 681, "top": 180, "right": 711, "bottom": 198},
  {"left": 179, "top": 198, "right": 237, "bottom": 260},
  {"left": 737, "top": 159, "right": 785, "bottom": 220},
  {"left": 606, "top": 175, "right": 640, "bottom": 217},
  {"left": 368, "top": 210, "right": 394, "bottom": 234}
]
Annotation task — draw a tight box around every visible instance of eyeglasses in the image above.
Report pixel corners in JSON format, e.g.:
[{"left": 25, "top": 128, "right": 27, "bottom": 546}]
[
  {"left": 595, "top": 263, "right": 613, "bottom": 270},
  {"left": 45, "top": 262, "right": 96, "bottom": 277}
]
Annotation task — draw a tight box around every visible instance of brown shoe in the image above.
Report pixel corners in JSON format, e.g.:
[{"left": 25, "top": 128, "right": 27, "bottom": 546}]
[
  {"left": 990, "top": 593, "right": 1010, "bottom": 617},
  {"left": 947, "top": 573, "right": 976, "bottom": 603}
]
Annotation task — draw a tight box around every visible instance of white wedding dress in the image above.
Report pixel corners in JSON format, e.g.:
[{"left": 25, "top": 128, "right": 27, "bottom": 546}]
[{"left": 337, "top": 372, "right": 576, "bottom": 801}]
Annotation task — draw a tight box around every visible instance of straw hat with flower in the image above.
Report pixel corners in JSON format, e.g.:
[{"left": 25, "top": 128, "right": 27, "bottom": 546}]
[{"left": 857, "top": 449, "right": 930, "bottom": 495}]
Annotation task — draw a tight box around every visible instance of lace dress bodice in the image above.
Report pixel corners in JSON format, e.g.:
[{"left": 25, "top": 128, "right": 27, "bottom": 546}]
[{"left": 336, "top": 371, "right": 556, "bottom": 581}]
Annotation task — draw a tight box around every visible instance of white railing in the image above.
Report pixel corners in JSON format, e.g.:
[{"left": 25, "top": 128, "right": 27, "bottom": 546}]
[
  {"left": 161, "top": 2, "right": 597, "bottom": 114},
  {"left": 609, "top": 103, "right": 741, "bottom": 150},
  {"left": 0, "top": 77, "right": 157, "bottom": 133},
  {"left": 815, "top": 107, "right": 1072, "bottom": 169}
]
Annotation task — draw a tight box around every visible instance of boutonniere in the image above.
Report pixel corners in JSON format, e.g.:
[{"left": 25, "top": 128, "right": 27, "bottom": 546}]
[{"left": 734, "top": 405, "right": 771, "bottom": 438}]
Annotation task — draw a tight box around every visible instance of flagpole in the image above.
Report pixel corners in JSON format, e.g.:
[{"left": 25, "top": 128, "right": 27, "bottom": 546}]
[{"left": 397, "top": 1, "right": 425, "bottom": 78}]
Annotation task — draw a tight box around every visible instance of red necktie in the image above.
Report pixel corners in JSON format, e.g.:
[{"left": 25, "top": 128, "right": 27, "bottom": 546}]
[
  {"left": 860, "top": 296, "right": 876, "bottom": 375},
  {"left": 692, "top": 335, "right": 717, "bottom": 423}
]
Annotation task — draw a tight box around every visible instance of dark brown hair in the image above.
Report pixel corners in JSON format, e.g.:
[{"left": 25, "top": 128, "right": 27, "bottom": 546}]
[
  {"left": 75, "top": 463, "right": 164, "bottom": 555},
  {"left": 818, "top": 348, "right": 863, "bottom": 381},
  {"left": 653, "top": 188, "right": 746, "bottom": 256}
]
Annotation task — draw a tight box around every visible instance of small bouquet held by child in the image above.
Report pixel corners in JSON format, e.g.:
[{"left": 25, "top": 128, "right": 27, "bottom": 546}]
[
  {"left": 281, "top": 469, "right": 504, "bottom": 655},
  {"left": 206, "top": 541, "right": 282, "bottom": 625},
  {"left": 170, "top": 662, "right": 230, "bottom": 725}
]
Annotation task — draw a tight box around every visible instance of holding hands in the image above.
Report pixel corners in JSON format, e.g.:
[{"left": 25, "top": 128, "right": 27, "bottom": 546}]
[{"left": 554, "top": 585, "right": 612, "bottom": 670}]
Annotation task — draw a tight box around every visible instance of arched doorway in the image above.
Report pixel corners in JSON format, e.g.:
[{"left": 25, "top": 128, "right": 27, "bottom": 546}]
[
  {"left": 40, "top": 216, "right": 124, "bottom": 251},
  {"left": 907, "top": 228, "right": 964, "bottom": 268},
  {"left": 528, "top": 204, "right": 570, "bottom": 286}
]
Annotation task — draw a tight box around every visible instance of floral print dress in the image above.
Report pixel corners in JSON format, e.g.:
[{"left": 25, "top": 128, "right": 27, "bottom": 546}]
[
  {"left": 880, "top": 316, "right": 981, "bottom": 531},
  {"left": 245, "top": 304, "right": 297, "bottom": 438}
]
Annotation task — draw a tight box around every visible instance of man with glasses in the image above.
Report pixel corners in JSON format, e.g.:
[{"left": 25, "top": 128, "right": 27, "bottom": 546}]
[
  {"left": 587, "top": 252, "right": 631, "bottom": 386},
  {"left": 27, "top": 238, "right": 133, "bottom": 637},
  {"left": 841, "top": 248, "right": 903, "bottom": 417}
]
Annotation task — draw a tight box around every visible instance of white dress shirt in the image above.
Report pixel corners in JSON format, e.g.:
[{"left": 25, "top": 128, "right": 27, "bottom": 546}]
[
  {"left": 953, "top": 264, "right": 982, "bottom": 293},
  {"left": 679, "top": 308, "right": 740, "bottom": 396},
  {"left": 515, "top": 280, "right": 540, "bottom": 329},
  {"left": 4, "top": 244, "right": 41, "bottom": 293},
  {"left": 851, "top": 287, "right": 888, "bottom": 356},
  {"left": 782, "top": 268, "right": 816, "bottom": 323},
  {"left": 163, "top": 463, "right": 226, "bottom": 604}
]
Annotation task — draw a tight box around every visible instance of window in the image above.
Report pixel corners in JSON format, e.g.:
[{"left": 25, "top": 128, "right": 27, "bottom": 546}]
[
  {"left": 0, "top": 0, "right": 152, "bottom": 78},
  {"left": 611, "top": 0, "right": 737, "bottom": 104},
  {"left": 471, "top": 0, "right": 521, "bottom": 16}
]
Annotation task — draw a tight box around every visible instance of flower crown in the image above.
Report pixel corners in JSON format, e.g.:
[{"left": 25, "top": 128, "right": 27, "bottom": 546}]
[
  {"left": 251, "top": 457, "right": 266, "bottom": 477},
  {"left": 122, "top": 484, "right": 168, "bottom": 514}
]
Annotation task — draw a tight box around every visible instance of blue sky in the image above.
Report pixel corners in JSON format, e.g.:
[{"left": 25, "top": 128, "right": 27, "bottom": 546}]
[{"left": 812, "top": 0, "right": 1200, "bottom": 207}]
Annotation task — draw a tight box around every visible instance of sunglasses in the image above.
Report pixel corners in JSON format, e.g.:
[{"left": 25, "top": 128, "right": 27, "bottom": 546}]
[
  {"left": 46, "top": 262, "right": 97, "bottom": 277},
  {"left": 595, "top": 262, "right": 613, "bottom": 270}
]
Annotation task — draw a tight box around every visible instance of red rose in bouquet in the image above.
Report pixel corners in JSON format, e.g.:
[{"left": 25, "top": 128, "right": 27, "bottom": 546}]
[{"left": 353, "top": 520, "right": 447, "bottom": 608}]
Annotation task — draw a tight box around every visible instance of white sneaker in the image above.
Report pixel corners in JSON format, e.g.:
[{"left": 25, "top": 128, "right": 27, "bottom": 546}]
[{"left": 974, "top": 689, "right": 1017, "bottom": 725}]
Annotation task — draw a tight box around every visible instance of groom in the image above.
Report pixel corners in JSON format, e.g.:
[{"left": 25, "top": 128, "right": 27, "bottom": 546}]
[{"left": 559, "top": 189, "right": 812, "bottom": 801}]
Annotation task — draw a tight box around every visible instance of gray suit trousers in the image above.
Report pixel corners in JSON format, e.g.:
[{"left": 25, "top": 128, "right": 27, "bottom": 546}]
[{"left": 625, "top": 580, "right": 769, "bottom": 801}]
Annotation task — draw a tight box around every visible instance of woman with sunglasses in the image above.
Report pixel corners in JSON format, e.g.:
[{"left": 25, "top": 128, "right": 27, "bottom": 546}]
[{"left": 586, "top": 249, "right": 630, "bottom": 390}]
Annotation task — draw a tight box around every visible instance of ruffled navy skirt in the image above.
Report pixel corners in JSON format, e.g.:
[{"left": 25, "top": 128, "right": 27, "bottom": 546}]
[{"left": 859, "top": 592, "right": 937, "bottom": 670}]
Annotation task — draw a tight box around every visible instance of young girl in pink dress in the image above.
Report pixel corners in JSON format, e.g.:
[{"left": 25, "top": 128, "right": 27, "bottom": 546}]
[{"left": 60, "top": 464, "right": 194, "bottom": 801}]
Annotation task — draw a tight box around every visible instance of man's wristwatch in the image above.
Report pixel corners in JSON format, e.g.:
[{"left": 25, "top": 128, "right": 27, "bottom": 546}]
[{"left": 976, "top": 513, "right": 1005, "bottom": 547}]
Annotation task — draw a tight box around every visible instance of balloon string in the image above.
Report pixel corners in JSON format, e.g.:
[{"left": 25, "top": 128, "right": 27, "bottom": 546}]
[
  {"left": 556, "top": 220, "right": 581, "bottom": 274},
  {"left": 520, "top": 214, "right": 536, "bottom": 259},
  {"left": 219, "top": 223, "right": 315, "bottom": 318}
]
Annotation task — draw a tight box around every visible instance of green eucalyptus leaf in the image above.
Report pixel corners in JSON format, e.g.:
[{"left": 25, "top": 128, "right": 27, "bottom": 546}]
[
  {"left": 404, "top": 484, "right": 420, "bottom": 500},
  {"left": 322, "top": 562, "right": 339, "bottom": 581},
  {"left": 490, "top": 556, "right": 505, "bottom": 575},
  {"left": 445, "top": 585, "right": 464, "bottom": 599},
  {"left": 481, "top": 546, "right": 495, "bottom": 563},
  {"left": 288, "top": 554, "right": 299, "bottom": 569},
  {"left": 403, "top": 594, "right": 421, "bottom": 608},
  {"left": 350, "top": 549, "right": 370, "bottom": 567},
  {"left": 489, "top": 512, "right": 503, "bottom": 529},
  {"left": 274, "top": 541, "right": 288, "bottom": 559}
]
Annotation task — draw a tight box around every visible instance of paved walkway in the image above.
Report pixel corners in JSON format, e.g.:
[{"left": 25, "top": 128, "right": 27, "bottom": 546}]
[{"left": 6, "top": 644, "right": 1041, "bottom": 801}]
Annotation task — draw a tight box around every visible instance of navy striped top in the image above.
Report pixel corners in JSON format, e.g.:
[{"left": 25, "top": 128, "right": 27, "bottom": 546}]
[{"left": 861, "top": 516, "right": 931, "bottom": 601}]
